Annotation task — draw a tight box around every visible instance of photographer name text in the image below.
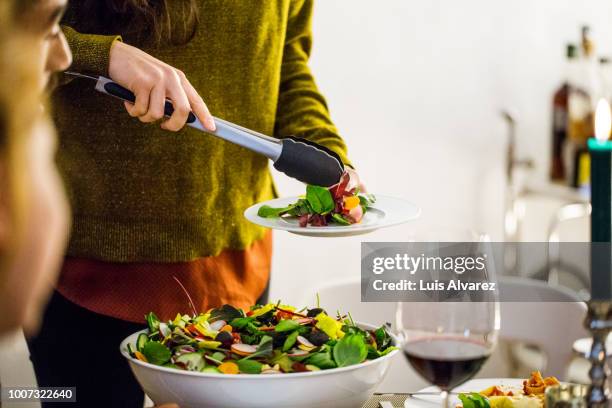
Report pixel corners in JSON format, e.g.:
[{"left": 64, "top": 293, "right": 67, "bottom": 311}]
[{"left": 371, "top": 279, "right": 496, "bottom": 292}]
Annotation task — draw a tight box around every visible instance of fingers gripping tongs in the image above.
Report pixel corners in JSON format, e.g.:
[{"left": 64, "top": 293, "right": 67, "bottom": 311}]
[{"left": 64, "top": 71, "right": 345, "bottom": 186}]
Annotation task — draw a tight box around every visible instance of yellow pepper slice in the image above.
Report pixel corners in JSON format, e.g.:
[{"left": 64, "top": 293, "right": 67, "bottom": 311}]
[
  {"left": 250, "top": 303, "right": 275, "bottom": 318},
  {"left": 218, "top": 361, "right": 239, "bottom": 374},
  {"left": 314, "top": 312, "right": 345, "bottom": 340},
  {"left": 343, "top": 196, "right": 360, "bottom": 210},
  {"left": 197, "top": 340, "right": 222, "bottom": 350}
]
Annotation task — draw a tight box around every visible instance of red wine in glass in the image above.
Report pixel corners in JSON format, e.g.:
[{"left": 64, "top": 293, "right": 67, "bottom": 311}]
[
  {"left": 403, "top": 337, "right": 491, "bottom": 391},
  {"left": 395, "top": 237, "right": 500, "bottom": 407}
]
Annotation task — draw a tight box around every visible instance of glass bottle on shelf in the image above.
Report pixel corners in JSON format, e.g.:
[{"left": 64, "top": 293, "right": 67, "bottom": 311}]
[{"left": 550, "top": 44, "right": 577, "bottom": 182}]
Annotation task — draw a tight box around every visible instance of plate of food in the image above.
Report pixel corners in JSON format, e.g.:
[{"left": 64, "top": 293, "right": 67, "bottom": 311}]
[
  {"left": 408, "top": 371, "right": 561, "bottom": 407},
  {"left": 244, "top": 170, "right": 420, "bottom": 237},
  {"left": 120, "top": 301, "right": 399, "bottom": 408}
]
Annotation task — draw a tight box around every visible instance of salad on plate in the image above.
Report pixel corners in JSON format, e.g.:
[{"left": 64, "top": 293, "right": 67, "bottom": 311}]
[
  {"left": 127, "top": 301, "right": 397, "bottom": 375},
  {"left": 257, "top": 169, "right": 376, "bottom": 227},
  {"left": 457, "top": 371, "right": 560, "bottom": 408}
]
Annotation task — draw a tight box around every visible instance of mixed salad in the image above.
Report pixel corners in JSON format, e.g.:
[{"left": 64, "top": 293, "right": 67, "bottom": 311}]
[
  {"left": 457, "top": 371, "right": 559, "bottom": 408},
  {"left": 257, "top": 169, "right": 375, "bottom": 227},
  {"left": 127, "top": 302, "right": 397, "bottom": 375}
]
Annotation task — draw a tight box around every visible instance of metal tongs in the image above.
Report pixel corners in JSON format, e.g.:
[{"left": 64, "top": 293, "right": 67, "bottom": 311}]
[{"left": 64, "top": 71, "right": 345, "bottom": 186}]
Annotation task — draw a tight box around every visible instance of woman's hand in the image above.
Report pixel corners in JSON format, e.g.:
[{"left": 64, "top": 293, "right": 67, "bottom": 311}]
[
  {"left": 155, "top": 404, "right": 179, "bottom": 408},
  {"left": 108, "top": 41, "right": 215, "bottom": 132}
]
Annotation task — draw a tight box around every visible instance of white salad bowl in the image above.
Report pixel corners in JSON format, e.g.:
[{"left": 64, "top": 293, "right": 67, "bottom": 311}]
[{"left": 120, "top": 322, "right": 399, "bottom": 408}]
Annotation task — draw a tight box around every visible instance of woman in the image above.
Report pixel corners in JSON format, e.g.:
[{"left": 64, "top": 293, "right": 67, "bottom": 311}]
[
  {"left": 0, "top": 0, "right": 71, "bottom": 337},
  {"left": 2, "top": 2, "right": 179, "bottom": 407},
  {"left": 29, "top": 1, "right": 354, "bottom": 407}
]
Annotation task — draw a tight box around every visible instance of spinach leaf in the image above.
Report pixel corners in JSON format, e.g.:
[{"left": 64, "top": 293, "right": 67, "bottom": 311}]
[
  {"left": 145, "top": 312, "right": 160, "bottom": 333},
  {"left": 244, "top": 335, "right": 273, "bottom": 360},
  {"left": 257, "top": 204, "right": 295, "bottom": 218},
  {"left": 374, "top": 326, "right": 392, "bottom": 350},
  {"left": 142, "top": 341, "right": 171, "bottom": 365},
  {"left": 283, "top": 330, "right": 299, "bottom": 352},
  {"left": 332, "top": 334, "right": 367, "bottom": 367},
  {"left": 458, "top": 393, "right": 490, "bottom": 408},
  {"left": 306, "top": 185, "right": 334, "bottom": 214},
  {"left": 229, "top": 317, "right": 253, "bottom": 330},
  {"left": 240, "top": 333, "right": 260, "bottom": 345},
  {"left": 366, "top": 345, "right": 380, "bottom": 360},
  {"left": 210, "top": 304, "right": 243, "bottom": 323},
  {"left": 275, "top": 319, "right": 300, "bottom": 332},
  {"left": 379, "top": 346, "right": 398, "bottom": 356},
  {"left": 306, "top": 347, "right": 337, "bottom": 369},
  {"left": 331, "top": 213, "right": 351, "bottom": 225},
  {"left": 287, "top": 199, "right": 312, "bottom": 216},
  {"left": 245, "top": 322, "right": 264, "bottom": 335},
  {"left": 237, "top": 359, "right": 263, "bottom": 374},
  {"left": 358, "top": 194, "right": 376, "bottom": 208},
  {"left": 342, "top": 324, "right": 367, "bottom": 337},
  {"left": 367, "top": 344, "right": 398, "bottom": 359}
]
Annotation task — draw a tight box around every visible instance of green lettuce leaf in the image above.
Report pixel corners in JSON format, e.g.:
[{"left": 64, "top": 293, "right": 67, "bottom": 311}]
[
  {"left": 275, "top": 319, "right": 300, "bottom": 332},
  {"left": 333, "top": 334, "right": 367, "bottom": 367},
  {"left": 306, "top": 185, "right": 334, "bottom": 214},
  {"left": 142, "top": 341, "right": 171, "bottom": 365},
  {"left": 458, "top": 393, "right": 490, "bottom": 408}
]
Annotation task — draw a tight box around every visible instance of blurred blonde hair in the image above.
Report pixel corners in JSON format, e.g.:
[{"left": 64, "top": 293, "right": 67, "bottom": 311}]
[{"left": 0, "top": 1, "right": 47, "bottom": 272}]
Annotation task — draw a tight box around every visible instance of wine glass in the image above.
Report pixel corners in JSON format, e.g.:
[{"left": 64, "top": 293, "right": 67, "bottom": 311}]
[{"left": 395, "top": 237, "right": 500, "bottom": 408}]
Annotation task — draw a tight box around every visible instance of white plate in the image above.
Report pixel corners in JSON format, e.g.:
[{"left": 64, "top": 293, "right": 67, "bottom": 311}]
[
  {"left": 244, "top": 195, "right": 420, "bottom": 237},
  {"left": 405, "top": 378, "right": 525, "bottom": 407}
]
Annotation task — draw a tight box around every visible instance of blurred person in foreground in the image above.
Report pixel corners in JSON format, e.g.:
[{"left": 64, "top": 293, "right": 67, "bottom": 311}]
[
  {"left": 0, "top": 2, "right": 177, "bottom": 407},
  {"left": 0, "top": 0, "right": 71, "bottom": 337}
]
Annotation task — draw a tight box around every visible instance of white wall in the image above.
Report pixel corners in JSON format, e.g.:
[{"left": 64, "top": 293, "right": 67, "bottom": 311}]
[{"left": 269, "top": 0, "right": 612, "bottom": 302}]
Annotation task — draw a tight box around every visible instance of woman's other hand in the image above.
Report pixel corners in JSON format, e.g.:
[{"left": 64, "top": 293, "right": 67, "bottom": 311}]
[{"left": 108, "top": 41, "right": 215, "bottom": 132}]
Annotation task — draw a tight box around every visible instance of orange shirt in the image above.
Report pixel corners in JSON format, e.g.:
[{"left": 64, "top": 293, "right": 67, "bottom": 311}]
[{"left": 56, "top": 231, "right": 272, "bottom": 322}]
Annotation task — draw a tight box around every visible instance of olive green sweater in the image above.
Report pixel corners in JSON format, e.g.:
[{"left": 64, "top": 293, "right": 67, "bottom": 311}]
[{"left": 56, "top": 0, "right": 350, "bottom": 262}]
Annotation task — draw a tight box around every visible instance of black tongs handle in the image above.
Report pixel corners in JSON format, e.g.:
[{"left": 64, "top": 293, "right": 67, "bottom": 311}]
[{"left": 102, "top": 81, "right": 197, "bottom": 124}]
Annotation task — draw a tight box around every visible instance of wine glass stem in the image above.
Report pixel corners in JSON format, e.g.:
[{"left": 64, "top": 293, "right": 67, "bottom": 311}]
[{"left": 440, "top": 390, "right": 450, "bottom": 408}]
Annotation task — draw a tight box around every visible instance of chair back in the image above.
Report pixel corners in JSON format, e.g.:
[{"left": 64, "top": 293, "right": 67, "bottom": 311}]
[
  {"left": 305, "top": 276, "right": 587, "bottom": 381},
  {"left": 498, "top": 276, "right": 588, "bottom": 378}
]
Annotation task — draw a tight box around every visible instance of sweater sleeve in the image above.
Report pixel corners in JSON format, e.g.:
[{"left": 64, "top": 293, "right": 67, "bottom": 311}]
[
  {"left": 61, "top": 25, "right": 122, "bottom": 77},
  {"left": 274, "top": 0, "right": 352, "bottom": 167}
]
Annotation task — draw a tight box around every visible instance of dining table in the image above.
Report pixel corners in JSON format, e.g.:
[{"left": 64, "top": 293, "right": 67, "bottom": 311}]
[{"left": 361, "top": 378, "right": 526, "bottom": 408}]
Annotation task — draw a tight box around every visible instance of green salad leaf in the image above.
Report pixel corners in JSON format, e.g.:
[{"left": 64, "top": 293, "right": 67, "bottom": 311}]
[
  {"left": 237, "top": 359, "right": 263, "bottom": 374},
  {"left": 288, "top": 199, "right": 312, "bottom": 216},
  {"left": 210, "top": 304, "right": 243, "bottom": 323},
  {"left": 142, "top": 341, "right": 171, "bottom": 365},
  {"left": 229, "top": 317, "right": 253, "bottom": 330},
  {"left": 458, "top": 393, "right": 490, "bottom": 408},
  {"left": 243, "top": 335, "right": 273, "bottom": 360},
  {"left": 359, "top": 194, "right": 376, "bottom": 207},
  {"left": 283, "top": 330, "right": 299, "bottom": 351},
  {"left": 257, "top": 204, "right": 295, "bottom": 218},
  {"left": 374, "top": 326, "right": 392, "bottom": 350},
  {"left": 145, "top": 312, "right": 160, "bottom": 332},
  {"left": 331, "top": 213, "right": 351, "bottom": 225},
  {"left": 332, "top": 334, "right": 367, "bottom": 367},
  {"left": 306, "top": 346, "right": 337, "bottom": 369},
  {"left": 275, "top": 319, "right": 300, "bottom": 332},
  {"left": 306, "top": 185, "right": 335, "bottom": 214}
]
